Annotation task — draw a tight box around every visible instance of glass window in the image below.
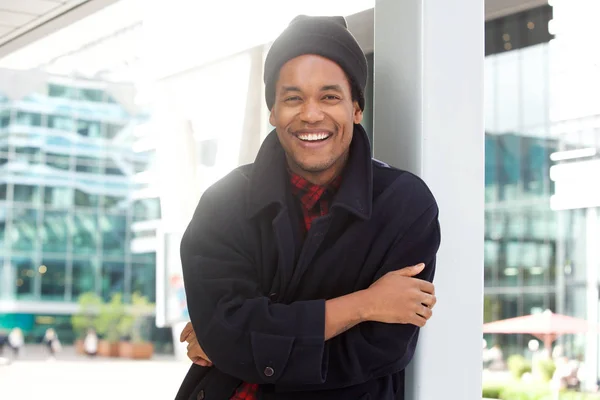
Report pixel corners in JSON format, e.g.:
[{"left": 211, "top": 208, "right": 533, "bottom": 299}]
[
  {"left": 74, "top": 189, "right": 99, "bottom": 208},
  {"left": 102, "top": 195, "right": 125, "bottom": 211},
  {"left": 100, "top": 214, "right": 126, "bottom": 255},
  {"left": 45, "top": 153, "right": 71, "bottom": 170},
  {"left": 133, "top": 198, "right": 161, "bottom": 222},
  {"left": 75, "top": 156, "right": 101, "bottom": 174},
  {"left": 485, "top": 135, "right": 498, "bottom": 203},
  {"left": 104, "top": 159, "right": 124, "bottom": 176},
  {"left": 72, "top": 258, "right": 98, "bottom": 299},
  {"left": 40, "top": 259, "right": 66, "bottom": 300},
  {"left": 42, "top": 210, "right": 69, "bottom": 253},
  {"left": 132, "top": 253, "right": 156, "bottom": 302},
  {"left": 104, "top": 124, "right": 122, "bottom": 139},
  {"left": 48, "top": 84, "right": 70, "bottom": 99},
  {"left": 48, "top": 115, "right": 75, "bottom": 132},
  {"left": 523, "top": 293, "right": 545, "bottom": 316},
  {"left": 522, "top": 242, "right": 545, "bottom": 286},
  {"left": 15, "top": 111, "right": 42, "bottom": 127},
  {"left": 10, "top": 208, "right": 38, "bottom": 252},
  {"left": 495, "top": 53, "right": 520, "bottom": 133},
  {"left": 11, "top": 257, "right": 36, "bottom": 299},
  {"left": 484, "top": 240, "right": 499, "bottom": 284},
  {"left": 499, "top": 241, "right": 520, "bottom": 286},
  {"left": 44, "top": 186, "right": 72, "bottom": 208},
  {"left": 0, "top": 211, "right": 6, "bottom": 250},
  {"left": 15, "top": 147, "right": 42, "bottom": 165},
  {"left": 498, "top": 134, "right": 521, "bottom": 201},
  {"left": 77, "top": 120, "right": 102, "bottom": 138},
  {"left": 0, "top": 183, "right": 7, "bottom": 200},
  {"left": 0, "top": 146, "right": 8, "bottom": 165},
  {"left": 521, "top": 45, "right": 548, "bottom": 128},
  {"left": 101, "top": 261, "right": 125, "bottom": 301},
  {"left": 0, "top": 110, "right": 10, "bottom": 127},
  {"left": 494, "top": 294, "right": 521, "bottom": 353},
  {"left": 13, "top": 184, "right": 41, "bottom": 204},
  {"left": 507, "top": 214, "right": 526, "bottom": 238},
  {"left": 80, "top": 89, "right": 104, "bottom": 103},
  {"left": 71, "top": 213, "right": 97, "bottom": 254},
  {"left": 133, "top": 160, "right": 148, "bottom": 173}
]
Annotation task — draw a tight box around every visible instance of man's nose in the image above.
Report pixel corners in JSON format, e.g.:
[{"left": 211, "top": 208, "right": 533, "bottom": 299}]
[{"left": 300, "top": 100, "right": 325, "bottom": 124}]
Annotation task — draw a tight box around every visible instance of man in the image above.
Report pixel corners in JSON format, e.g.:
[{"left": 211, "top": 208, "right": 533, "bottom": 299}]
[{"left": 176, "top": 15, "right": 440, "bottom": 400}]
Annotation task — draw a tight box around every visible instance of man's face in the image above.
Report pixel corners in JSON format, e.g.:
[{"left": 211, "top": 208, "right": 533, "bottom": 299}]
[{"left": 269, "top": 54, "right": 363, "bottom": 184}]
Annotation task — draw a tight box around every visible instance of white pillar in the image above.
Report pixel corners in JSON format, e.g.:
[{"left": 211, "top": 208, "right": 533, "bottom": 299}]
[
  {"left": 373, "top": 1, "right": 484, "bottom": 399},
  {"left": 586, "top": 207, "right": 599, "bottom": 390}
]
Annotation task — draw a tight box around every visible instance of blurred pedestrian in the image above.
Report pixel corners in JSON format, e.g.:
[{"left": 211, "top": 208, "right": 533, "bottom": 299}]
[
  {"left": 8, "top": 328, "right": 24, "bottom": 358},
  {"left": 43, "top": 328, "right": 61, "bottom": 360},
  {"left": 0, "top": 329, "right": 8, "bottom": 355},
  {"left": 84, "top": 328, "right": 98, "bottom": 357}
]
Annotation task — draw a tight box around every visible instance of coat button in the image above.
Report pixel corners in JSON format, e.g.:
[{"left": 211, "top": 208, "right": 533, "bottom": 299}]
[
  {"left": 197, "top": 389, "right": 205, "bottom": 400},
  {"left": 264, "top": 366, "right": 275, "bottom": 377}
]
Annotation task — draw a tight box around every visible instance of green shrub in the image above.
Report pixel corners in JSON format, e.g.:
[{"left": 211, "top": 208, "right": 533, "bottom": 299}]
[
  {"left": 507, "top": 355, "right": 533, "bottom": 380},
  {"left": 70, "top": 292, "right": 103, "bottom": 339},
  {"left": 482, "top": 383, "right": 503, "bottom": 399},
  {"left": 498, "top": 384, "right": 549, "bottom": 400},
  {"left": 536, "top": 358, "right": 556, "bottom": 382}
]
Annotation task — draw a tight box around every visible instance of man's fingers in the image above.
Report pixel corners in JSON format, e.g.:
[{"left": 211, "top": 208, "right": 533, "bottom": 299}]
[
  {"left": 418, "top": 280, "right": 435, "bottom": 295},
  {"left": 421, "top": 293, "right": 437, "bottom": 309},
  {"left": 412, "top": 314, "right": 427, "bottom": 328},
  {"left": 396, "top": 263, "right": 425, "bottom": 277},
  {"left": 417, "top": 305, "right": 433, "bottom": 321},
  {"left": 179, "top": 322, "right": 194, "bottom": 343}
]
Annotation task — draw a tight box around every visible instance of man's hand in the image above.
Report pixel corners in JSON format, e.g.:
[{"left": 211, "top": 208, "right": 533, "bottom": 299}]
[
  {"left": 365, "top": 263, "right": 436, "bottom": 327},
  {"left": 179, "top": 322, "right": 213, "bottom": 367}
]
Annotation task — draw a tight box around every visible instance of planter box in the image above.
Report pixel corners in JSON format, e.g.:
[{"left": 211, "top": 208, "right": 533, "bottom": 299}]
[
  {"left": 75, "top": 339, "right": 85, "bottom": 355},
  {"left": 118, "top": 341, "right": 154, "bottom": 360},
  {"left": 98, "top": 340, "right": 119, "bottom": 357}
]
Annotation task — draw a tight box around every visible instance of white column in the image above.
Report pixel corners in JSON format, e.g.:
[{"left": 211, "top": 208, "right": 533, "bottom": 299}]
[
  {"left": 373, "top": 1, "right": 484, "bottom": 399},
  {"left": 586, "top": 207, "right": 599, "bottom": 390}
]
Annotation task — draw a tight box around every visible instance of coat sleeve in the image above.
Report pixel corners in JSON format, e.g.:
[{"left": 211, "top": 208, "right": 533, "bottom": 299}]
[
  {"left": 308, "top": 202, "right": 441, "bottom": 390},
  {"left": 181, "top": 186, "right": 328, "bottom": 386}
]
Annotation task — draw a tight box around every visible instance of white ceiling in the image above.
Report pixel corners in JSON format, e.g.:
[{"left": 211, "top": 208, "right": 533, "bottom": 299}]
[
  {"left": 0, "top": 0, "right": 120, "bottom": 59},
  {"left": 0, "top": 1, "right": 86, "bottom": 45}
]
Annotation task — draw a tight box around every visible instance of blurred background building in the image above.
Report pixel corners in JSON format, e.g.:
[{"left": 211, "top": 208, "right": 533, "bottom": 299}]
[{"left": 0, "top": 70, "right": 156, "bottom": 343}]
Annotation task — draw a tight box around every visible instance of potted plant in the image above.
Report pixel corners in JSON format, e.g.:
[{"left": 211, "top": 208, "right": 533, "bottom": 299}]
[
  {"left": 118, "top": 292, "right": 155, "bottom": 359},
  {"left": 96, "top": 293, "right": 125, "bottom": 357},
  {"left": 70, "top": 292, "right": 103, "bottom": 354}
]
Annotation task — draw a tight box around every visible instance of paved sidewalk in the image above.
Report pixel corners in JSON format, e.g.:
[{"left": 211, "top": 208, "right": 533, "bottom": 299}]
[{"left": 0, "top": 346, "right": 191, "bottom": 400}]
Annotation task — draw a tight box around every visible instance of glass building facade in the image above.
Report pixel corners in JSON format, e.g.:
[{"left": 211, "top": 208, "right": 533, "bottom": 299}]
[
  {"left": 481, "top": 1, "right": 600, "bottom": 366},
  {"left": 0, "top": 70, "right": 158, "bottom": 343}
]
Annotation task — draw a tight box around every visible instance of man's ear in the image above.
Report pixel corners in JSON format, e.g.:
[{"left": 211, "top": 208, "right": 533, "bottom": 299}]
[
  {"left": 353, "top": 101, "right": 363, "bottom": 124},
  {"left": 269, "top": 108, "right": 276, "bottom": 126}
]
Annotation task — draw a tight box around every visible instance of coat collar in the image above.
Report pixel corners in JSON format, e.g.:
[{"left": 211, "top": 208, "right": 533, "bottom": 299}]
[{"left": 247, "top": 124, "right": 373, "bottom": 221}]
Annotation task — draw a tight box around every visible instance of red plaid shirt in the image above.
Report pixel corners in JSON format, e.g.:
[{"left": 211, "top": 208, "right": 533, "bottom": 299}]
[{"left": 229, "top": 172, "right": 342, "bottom": 400}]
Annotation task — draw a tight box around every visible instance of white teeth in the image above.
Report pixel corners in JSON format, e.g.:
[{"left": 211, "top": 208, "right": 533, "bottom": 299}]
[{"left": 297, "top": 132, "right": 330, "bottom": 141}]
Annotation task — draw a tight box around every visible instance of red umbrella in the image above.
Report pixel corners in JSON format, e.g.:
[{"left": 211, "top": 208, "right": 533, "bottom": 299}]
[{"left": 483, "top": 309, "right": 596, "bottom": 351}]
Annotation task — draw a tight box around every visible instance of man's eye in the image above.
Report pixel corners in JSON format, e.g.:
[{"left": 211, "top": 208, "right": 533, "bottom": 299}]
[
  {"left": 285, "top": 96, "right": 301, "bottom": 102},
  {"left": 323, "top": 95, "right": 340, "bottom": 101}
]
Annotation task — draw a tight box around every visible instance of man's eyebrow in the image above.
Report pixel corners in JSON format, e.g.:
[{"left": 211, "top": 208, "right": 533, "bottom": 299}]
[
  {"left": 280, "top": 85, "right": 302, "bottom": 93},
  {"left": 321, "top": 84, "right": 344, "bottom": 92}
]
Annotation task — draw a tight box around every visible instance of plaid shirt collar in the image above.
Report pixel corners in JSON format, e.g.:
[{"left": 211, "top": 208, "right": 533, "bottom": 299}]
[
  {"left": 289, "top": 172, "right": 342, "bottom": 211},
  {"left": 289, "top": 171, "right": 342, "bottom": 232}
]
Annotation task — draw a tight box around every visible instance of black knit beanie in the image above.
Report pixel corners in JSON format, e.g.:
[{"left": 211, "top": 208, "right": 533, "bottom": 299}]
[{"left": 264, "top": 15, "right": 368, "bottom": 111}]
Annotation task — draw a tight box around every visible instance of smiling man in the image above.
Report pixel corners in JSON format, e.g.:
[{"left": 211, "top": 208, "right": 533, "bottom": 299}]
[{"left": 176, "top": 15, "right": 441, "bottom": 400}]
